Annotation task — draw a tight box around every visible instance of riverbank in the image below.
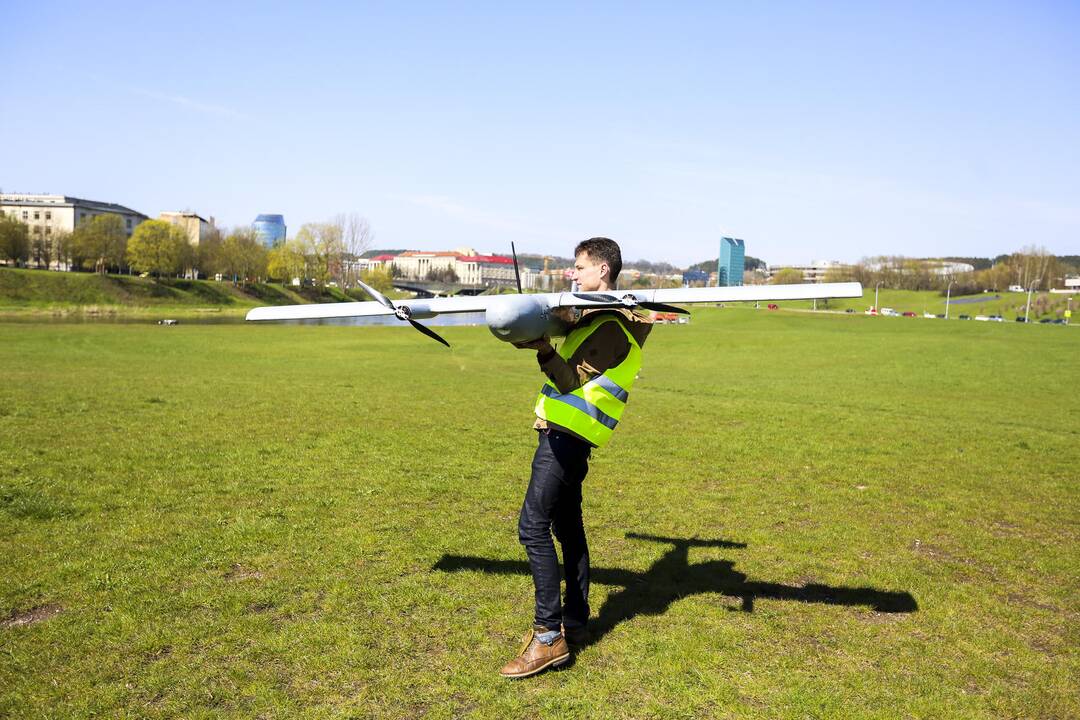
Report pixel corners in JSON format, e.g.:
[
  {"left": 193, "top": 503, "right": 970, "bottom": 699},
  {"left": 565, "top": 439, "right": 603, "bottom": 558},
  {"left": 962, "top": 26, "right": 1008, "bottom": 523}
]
[{"left": 0, "top": 267, "right": 372, "bottom": 320}]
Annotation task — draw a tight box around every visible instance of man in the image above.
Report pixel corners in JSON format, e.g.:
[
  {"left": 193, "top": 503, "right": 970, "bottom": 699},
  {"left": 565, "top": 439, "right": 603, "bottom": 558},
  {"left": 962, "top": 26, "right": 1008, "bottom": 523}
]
[{"left": 499, "top": 237, "right": 652, "bottom": 679}]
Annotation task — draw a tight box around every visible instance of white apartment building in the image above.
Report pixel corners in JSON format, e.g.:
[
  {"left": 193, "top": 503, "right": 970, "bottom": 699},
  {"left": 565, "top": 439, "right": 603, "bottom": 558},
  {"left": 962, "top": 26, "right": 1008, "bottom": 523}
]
[
  {"left": 1, "top": 193, "right": 149, "bottom": 269},
  {"left": 768, "top": 260, "right": 851, "bottom": 283},
  {"left": 1, "top": 194, "right": 147, "bottom": 236}
]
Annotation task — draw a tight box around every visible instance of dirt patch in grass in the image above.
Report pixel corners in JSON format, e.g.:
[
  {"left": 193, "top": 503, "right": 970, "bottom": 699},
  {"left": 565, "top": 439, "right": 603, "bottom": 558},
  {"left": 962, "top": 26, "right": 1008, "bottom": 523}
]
[
  {"left": 1, "top": 603, "right": 62, "bottom": 629},
  {"left": 224, "top": 564, "right": 263, "bottom": 581}
]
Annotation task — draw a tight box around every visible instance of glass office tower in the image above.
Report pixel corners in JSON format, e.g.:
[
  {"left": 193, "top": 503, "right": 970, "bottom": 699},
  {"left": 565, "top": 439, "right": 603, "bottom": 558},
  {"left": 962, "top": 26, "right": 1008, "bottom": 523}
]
[
  {"left": 253, "top": 214, "right": 287, "bottom": 248},
  {"left": 719, "top": 237, "right": 745, "bottom": 286}
]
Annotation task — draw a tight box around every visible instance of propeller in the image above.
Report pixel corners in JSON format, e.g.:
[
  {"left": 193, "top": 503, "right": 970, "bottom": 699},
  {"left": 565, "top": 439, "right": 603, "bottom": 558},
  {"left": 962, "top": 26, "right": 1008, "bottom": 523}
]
[
  {"left": 571, "top": 292, "right": 690, "bottom": 316},
  {"left": 356, "top": 279, "right": 450, "bottom": 348},
  {"left": 511, "top": 242, "right": 523, "bottom": 294}
]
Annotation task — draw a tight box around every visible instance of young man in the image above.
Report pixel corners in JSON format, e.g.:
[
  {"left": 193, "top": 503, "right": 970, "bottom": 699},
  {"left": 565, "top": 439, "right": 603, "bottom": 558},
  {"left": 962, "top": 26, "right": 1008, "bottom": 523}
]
[{"left": 499, "top": 237, "right": 652, "bottom": 678}]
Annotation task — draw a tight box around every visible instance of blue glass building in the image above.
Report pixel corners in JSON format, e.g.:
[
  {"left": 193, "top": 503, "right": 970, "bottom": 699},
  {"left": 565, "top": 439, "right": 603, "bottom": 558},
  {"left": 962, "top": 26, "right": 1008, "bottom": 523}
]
[
  {"left": 253, "top": 214, "right": 287, "bottom": 248},
  {"left": 719, "top": 237, "right": 745, "bottom": 286}
]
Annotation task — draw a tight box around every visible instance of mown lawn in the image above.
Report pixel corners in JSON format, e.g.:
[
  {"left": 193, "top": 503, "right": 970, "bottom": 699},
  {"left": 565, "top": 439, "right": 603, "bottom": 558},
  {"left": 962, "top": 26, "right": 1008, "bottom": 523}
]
[
  {"left": 0, "top": 267, "right": 374, "bottom": 319},
  {"left": 1, "top": 311, "right": 1076, "bottom": 719},
  {"left": 775, "top": 287, "right": 1073, "bottom": 321}
]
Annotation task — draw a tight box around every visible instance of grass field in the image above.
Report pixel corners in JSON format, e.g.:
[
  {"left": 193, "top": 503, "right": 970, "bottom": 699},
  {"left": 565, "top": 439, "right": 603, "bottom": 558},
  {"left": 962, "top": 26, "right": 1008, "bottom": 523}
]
[
  {"left": 1, "top": 311, "right": 1077, "bottom": 718},
  {"left": 766, "top": 287, "right": 1074, "bottom": 321},
  {"left": 0, "top": 267, "right": 380, "bottom": 319}
]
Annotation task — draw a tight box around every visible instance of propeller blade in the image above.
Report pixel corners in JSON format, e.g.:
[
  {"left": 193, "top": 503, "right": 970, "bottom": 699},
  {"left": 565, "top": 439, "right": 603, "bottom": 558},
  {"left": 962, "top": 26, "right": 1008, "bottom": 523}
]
[
  {"left": 408, "top": 318, "right": 451, "bottom": 347},
  {"left": 356, "top": 278, "right": 396, "bottom": 310},
  {"left": 511, "top": 242, "right": 523, "bottom": 294},
  {"left": 572, "top": 292, "right": 619, "bottom": 303},
  {"left": 640, "top": 302, "right": 690, "bottom": 315}
]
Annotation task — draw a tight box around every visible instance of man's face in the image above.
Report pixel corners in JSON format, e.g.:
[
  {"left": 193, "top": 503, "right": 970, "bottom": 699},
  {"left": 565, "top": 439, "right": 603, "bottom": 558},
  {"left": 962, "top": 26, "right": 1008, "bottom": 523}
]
[{"left": 572, "top": 252, "right": 608, "bottom": 291}]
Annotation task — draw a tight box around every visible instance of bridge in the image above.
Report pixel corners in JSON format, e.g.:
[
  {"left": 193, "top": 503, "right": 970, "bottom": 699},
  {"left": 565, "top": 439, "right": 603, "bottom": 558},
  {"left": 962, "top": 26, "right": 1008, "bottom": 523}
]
[{"left": 390, "top": 279, "right": 516, "bottom": 297}]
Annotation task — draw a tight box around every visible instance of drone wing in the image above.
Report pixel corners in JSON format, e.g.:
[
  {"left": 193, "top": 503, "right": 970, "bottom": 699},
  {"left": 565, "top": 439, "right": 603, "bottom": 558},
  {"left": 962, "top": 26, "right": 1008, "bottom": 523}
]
[
  {"left": 555, "top": 282, "right": 863, "bottom": 309},
  {"left": 245, "top": 294, "right": 495, "bottom": 322}
]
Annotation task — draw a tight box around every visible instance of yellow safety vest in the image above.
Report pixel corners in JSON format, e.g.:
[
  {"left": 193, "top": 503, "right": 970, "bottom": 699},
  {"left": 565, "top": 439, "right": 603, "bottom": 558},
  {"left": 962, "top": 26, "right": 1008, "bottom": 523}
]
[{"left": 534, "top": 313, "right": 642, "bottom": 448}]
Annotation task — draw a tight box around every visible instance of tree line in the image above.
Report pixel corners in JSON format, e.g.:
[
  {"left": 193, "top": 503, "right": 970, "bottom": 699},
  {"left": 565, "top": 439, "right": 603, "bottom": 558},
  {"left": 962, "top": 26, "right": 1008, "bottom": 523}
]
[
  {"left": 0, "top": 212, "right": 377, "bottom": 288},
  {"left": 826, "top": 249, "right": 1076, "bottom": 294}
]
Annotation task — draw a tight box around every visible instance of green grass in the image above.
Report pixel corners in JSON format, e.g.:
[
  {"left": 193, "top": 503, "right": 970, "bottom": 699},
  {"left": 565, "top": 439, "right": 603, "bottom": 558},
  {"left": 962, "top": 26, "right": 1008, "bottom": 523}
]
[
  {"left": 0, "top": 267, "right": 412, "bottom": 319},
  {"left": 771, "top": 287, "right": 1074, "bottom": 320},
  {"left": 1, "top": 311, "right": 1077, "bottom": 718}
]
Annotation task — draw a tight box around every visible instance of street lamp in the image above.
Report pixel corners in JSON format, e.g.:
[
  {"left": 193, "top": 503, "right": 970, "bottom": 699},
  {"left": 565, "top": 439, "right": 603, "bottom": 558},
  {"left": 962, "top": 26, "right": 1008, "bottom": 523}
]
[
  {"left": 874, "top": 281, "right": 882, "bottom": 314},
  {"left": 945, "top": 279, "right": 955, "bottom": 319},
  {"left": 1024, "top": 281, "right": 1038, "bottom": 324}
]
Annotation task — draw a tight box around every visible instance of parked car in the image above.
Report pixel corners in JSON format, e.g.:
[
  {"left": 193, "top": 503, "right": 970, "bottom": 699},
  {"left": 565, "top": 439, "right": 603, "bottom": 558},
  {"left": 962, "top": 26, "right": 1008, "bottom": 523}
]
[
  {"left": 902, "top": 311, "right": 917, "bottom": 317},
  {"left": 958, "top": 314, "right": 971, "bottom": 320},
  {"left": 988, "top": 315, "right": 1005, "bottom": 322},
  {"left": 1015, "top": 317, "right": 1028, "bottom": 323},
  {"left": 924, "top": 312, "right": 937, "bottom": 318},
  {"left": 1040, "top": 318, "right": 1053, "bottom": 324},
  {"left": 974, "top": 315, "right": 990, "bottom": 321},
  {"left": 881, "top": 308, "right": 899, "bottom": 317},
  {"left": 767, "top": 303, "right": 778, "bottom": 310},
  {"left": 845, "top": 308, "right": 855, "bottom": 313},
  {"left": 936, "top": 314, "right": 946, "bottom": 319}
]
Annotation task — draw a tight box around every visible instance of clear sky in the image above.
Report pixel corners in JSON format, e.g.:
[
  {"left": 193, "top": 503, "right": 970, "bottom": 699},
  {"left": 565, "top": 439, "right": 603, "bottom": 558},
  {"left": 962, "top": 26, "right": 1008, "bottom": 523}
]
[{"left": 2, "top": 1, "right": 1077, "bottom": 266}]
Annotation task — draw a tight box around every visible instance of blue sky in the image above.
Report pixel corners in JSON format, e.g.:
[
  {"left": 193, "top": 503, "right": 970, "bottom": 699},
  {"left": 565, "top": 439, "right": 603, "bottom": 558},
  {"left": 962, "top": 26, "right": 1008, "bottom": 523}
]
[{"left": 2, "top": 1, "right": 1077, "bottom": 266}]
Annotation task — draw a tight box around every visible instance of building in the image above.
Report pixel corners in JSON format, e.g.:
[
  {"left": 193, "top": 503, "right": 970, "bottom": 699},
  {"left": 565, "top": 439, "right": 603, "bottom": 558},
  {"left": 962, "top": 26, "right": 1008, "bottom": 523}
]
[
  {"left": 768, "top": 260, "right": 850, "bottom": 283},
  {"left": 391, "top": 251, "right": 460, "bottom": 280},
  {"left": 719, "top": 237, "right": 745, "bottom": 286},
  {"left": 1, "top": 193, "right": 148, "bottom": 269},
  {"left": 367, "top": 248, "right": 534, "bottom": 288},
  {"left": 252, "top": 214, "right": 286, "bottom": 248},
  {"left": 159, "top": 212, "right": 215, "bottom": 245},
  {"left": 454, "top": 252, "right": 522, "bottom": 287},
  {"left": 1, "top": 193, "right": 147, "bottom": 237},
  {"left": 865, "top": 259, "right": 974, "bottom": 276},
  {"left": 682, "top": 269, "right": 710, "bottom": 286}
]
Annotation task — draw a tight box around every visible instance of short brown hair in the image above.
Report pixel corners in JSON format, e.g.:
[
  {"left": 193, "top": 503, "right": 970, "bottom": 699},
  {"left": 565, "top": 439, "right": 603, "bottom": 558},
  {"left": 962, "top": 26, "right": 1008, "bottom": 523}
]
[{"left": 575, "top": 237, "right": 622, "bottom": 284}]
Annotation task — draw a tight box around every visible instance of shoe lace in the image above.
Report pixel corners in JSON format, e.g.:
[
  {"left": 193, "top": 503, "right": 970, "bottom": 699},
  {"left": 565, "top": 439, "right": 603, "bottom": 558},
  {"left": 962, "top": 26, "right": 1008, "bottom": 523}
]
[{"left": 517, "top": 630, "right": 535, "bottom": 656}]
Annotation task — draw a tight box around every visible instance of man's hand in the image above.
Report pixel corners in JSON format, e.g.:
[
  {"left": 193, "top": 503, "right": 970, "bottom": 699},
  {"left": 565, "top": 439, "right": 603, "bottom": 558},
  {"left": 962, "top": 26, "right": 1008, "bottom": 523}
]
[{"left": 513, "top": 335, "right": 552, "bottom": 353}]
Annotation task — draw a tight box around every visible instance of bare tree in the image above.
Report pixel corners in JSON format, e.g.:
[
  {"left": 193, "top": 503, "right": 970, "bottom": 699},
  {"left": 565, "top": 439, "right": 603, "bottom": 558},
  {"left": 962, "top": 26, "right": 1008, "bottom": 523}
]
[
  {"left": 1010, "top": 246, "right": 1055, "bottom": 290},
  {"left": 333, "top": 213, "right": 375, "bottom": 287}
]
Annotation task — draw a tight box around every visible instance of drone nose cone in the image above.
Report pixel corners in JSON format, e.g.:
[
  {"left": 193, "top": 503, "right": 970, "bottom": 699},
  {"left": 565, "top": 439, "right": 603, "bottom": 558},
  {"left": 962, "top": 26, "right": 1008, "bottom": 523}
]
[{"left": 486, "top": 294, "right": 548, "bottom": 343}]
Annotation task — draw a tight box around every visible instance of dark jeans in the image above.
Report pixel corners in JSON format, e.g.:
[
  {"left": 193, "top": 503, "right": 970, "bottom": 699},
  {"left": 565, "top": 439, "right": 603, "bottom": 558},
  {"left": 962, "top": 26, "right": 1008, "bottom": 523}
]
[{"left": 518, "top": 428, "right": 592, "bottom": 632}]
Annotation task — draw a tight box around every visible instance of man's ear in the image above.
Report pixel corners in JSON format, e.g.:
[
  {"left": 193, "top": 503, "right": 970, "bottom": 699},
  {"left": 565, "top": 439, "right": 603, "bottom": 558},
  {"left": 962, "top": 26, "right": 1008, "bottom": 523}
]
[{"left": 600, "top": 263, "right": 609, "bottom": 281}]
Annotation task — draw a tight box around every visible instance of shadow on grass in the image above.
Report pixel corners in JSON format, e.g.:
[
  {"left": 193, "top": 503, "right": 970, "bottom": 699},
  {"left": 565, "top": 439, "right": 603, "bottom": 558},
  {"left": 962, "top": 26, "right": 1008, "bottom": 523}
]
[{"left": 434, "top": 532, "right": 918, "bottom": 648}]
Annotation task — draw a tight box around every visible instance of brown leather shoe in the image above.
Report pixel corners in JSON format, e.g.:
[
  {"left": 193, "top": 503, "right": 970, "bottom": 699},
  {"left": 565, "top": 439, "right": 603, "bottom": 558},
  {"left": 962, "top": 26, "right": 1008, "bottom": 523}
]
[
  {"left": 499, "top": 628, "right": 570, "bottom": 678},
  {"left": 561, "top": 624, "right": 589, "bottom": 649}
]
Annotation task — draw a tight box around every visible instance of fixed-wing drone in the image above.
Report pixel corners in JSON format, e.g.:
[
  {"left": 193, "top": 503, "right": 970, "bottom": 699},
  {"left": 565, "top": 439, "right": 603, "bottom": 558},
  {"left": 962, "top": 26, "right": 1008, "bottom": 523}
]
[{"left": 246, "top": 277, "right": 863, "bottom": 347}]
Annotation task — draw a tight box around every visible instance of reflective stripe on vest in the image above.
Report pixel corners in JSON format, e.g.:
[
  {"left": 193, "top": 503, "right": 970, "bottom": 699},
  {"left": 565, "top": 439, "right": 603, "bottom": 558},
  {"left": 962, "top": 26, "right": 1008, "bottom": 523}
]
[{"left": 534, "top": 313, "right": 642, "bottom": 448}]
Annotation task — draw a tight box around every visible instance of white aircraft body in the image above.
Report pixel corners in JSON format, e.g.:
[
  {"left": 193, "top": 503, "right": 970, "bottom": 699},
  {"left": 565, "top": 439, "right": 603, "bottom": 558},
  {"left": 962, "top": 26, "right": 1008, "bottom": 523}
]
[{"left": 245, "top": 281, "right": 864, "bottom": 347}]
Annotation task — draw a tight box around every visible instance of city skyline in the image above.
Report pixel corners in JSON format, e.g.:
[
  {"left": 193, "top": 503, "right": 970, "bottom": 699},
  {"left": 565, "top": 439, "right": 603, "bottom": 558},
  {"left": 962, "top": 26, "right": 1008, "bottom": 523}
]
[{"left": 2, "top": 2, "right": 1077, "bottom": 266}]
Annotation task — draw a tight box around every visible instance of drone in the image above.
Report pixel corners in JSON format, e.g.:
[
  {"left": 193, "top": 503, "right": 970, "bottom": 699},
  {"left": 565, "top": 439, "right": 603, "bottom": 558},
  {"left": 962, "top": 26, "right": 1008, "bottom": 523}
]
[{"left": 246, "top": 246, "right": 863, "bottom": 347}]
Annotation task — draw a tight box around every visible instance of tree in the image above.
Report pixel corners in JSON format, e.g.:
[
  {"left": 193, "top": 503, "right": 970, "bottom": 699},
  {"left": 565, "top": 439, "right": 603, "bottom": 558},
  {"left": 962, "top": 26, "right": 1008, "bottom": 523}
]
[
  {"left": 267, "top": 240, "right": 306, "bottom": 284},
  {"left": 823, "top": 265, "right": 854, "bottom": 283},
  {"left": 358, "top": 266, "right": 393, "bottom": 295},
  {"left": 31, "top": 227, "right": 52, "bottom": 269},
  {"left": 0, "top": 214, "right": 30, "bottom": 265},
  {"left": 127, "top": 220, "right": 188, "bottom": 277},
  {"left": 196, "top": 226, "right": 224, "bottom": 278},
  {"left": 73, "top": 214, "right": 128, "bottom": 274},
  {"left": 333, "top": 213, "right": 375, "bottom": 286},
  {"left": 1009, "top": 246, "right": 1056, "bottom": 291},
  {"left": 52, "top": 230, "right": 73, "bottom": 271},
  {"left": 295, "top": 222, "right": 345, "bottom": 286},
  {"left": 218, "top": 228, "right": 268, "bottom": 285},
  {"left": 770, "top": 267, "right": 804, "bottom": 284}
]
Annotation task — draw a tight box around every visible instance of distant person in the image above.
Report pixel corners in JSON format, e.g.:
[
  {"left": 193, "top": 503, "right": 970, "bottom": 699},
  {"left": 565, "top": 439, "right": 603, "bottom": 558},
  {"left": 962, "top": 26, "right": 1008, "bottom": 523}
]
[{"left": 501, "top": 237, "right": 652, "bottom": 678}]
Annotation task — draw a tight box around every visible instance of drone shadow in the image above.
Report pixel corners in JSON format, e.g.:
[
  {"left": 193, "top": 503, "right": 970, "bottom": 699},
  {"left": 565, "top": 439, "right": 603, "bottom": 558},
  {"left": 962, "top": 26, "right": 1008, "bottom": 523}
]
[{"left": 433, "top": 532, "right": 918, "bottom": 647}]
